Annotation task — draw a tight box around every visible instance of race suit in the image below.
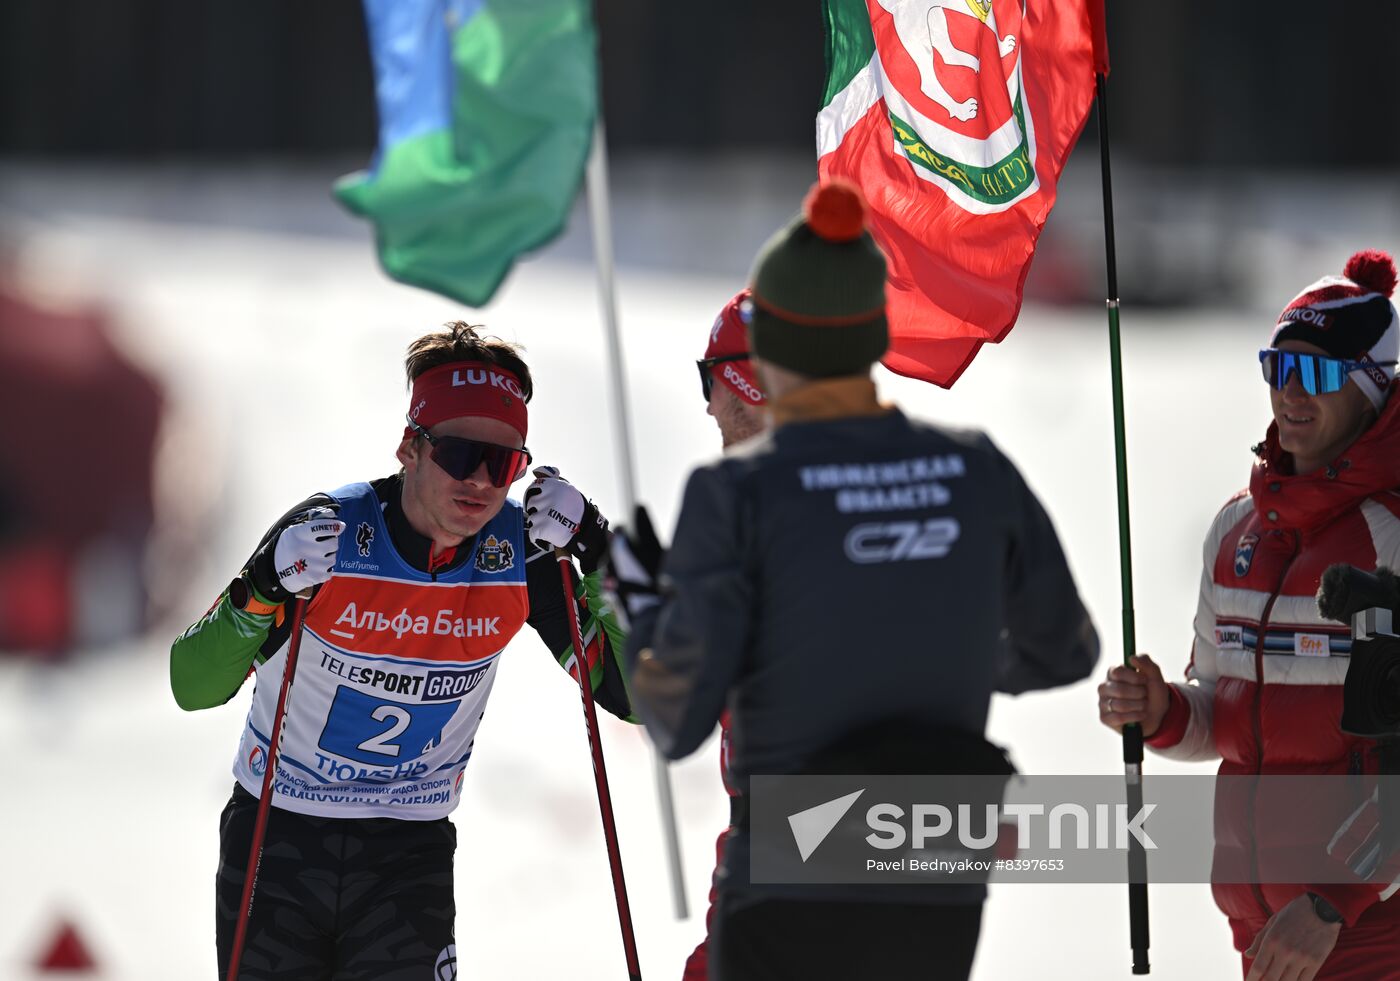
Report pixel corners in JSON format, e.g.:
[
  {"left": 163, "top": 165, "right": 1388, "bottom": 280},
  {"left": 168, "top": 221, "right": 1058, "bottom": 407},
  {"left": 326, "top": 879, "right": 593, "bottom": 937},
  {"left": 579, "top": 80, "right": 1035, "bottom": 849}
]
[{"left": 171, "top": 474, "right": 632, "bottom": 979}]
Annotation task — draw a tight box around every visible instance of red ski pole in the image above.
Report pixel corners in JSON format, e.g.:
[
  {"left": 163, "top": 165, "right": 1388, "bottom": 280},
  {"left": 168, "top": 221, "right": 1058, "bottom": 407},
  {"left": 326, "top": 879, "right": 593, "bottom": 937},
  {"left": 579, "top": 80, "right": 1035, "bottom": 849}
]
[
  {"left": 226, "top": 596, "right": 309, "bottom": 981},
  {"left": 556, "top": 549, "right": 643, "bottom": 981}
]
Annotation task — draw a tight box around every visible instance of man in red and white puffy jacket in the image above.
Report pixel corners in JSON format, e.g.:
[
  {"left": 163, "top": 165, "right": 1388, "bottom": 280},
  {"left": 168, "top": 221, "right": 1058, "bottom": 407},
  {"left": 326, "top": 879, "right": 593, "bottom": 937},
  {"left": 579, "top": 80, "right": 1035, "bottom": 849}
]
[{"left": 1100, "top": 250, "right": 1400, "bottom": 981}]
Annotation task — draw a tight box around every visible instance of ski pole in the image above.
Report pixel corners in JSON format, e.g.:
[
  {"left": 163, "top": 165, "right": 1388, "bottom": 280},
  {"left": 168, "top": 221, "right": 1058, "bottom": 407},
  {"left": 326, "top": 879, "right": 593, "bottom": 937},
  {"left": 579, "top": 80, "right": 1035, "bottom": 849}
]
[
  {"left": 226, "top": 595, "right": 309, "bottom": 981},
  {"left": 556, "top": 548, "right": 643, "bottom": 980},
  {"left": 1094, "top": 66, "right": 1151, "bottom": 975}
]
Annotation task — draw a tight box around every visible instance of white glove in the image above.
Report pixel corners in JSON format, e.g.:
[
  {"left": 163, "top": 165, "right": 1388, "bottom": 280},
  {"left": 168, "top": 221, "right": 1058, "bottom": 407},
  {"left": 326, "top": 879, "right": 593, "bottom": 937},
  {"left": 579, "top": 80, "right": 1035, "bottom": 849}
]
[
  {"left": 522, "top": 466, "right": 609, "bottom": 572},
  {"left": 272, "top": 507, "right": 344, "bottom": 596}
]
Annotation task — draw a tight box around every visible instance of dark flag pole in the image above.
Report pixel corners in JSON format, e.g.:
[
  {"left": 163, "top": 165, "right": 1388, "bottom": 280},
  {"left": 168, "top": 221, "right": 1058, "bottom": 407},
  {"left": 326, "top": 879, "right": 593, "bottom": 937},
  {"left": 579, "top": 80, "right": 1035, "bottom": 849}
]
[{"left": 1092, "top": 25, "right": 1152, "bottom": 973}]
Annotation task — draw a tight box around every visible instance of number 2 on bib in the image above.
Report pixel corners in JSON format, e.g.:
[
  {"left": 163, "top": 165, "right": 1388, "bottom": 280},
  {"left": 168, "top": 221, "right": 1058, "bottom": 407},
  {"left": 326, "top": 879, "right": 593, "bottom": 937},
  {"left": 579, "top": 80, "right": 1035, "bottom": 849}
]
[
  {"left": 358, "top": 705, "right": 412, "bottom": 757},
  {"left": 319, "top": 686, "right": 459, "bottom": 766}
]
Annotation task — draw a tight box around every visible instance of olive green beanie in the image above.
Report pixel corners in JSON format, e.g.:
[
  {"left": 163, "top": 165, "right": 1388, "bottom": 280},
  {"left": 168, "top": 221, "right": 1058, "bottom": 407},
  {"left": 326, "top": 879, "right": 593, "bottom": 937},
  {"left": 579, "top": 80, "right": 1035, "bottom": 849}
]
[{"left": 748, "top": 179, "right": 889, "bottom": 377}]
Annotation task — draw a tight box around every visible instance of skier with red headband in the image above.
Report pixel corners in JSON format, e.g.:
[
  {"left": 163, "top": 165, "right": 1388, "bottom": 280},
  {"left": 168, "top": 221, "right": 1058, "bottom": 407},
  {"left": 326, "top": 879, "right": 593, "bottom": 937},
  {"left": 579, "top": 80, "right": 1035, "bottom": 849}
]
[{"left": 171, "top": 322, "right": 633, "bottom": 980}]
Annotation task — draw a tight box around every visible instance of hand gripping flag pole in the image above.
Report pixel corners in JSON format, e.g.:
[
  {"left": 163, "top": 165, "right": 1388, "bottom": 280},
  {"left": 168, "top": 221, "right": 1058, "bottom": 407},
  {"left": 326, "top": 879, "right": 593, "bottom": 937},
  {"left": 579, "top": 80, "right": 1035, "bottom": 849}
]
[
  {"left": 556, "top": 549, "right": 643, "bottom": 980},
  {"left": 226, "top": 596, "right": 309, "bottom": 981},
  {"left": 585, "top": 114, "right": 689, "bottom": 920},
  {"left": 1092, "top": 28, "right": 1152, "bottom": 975}
]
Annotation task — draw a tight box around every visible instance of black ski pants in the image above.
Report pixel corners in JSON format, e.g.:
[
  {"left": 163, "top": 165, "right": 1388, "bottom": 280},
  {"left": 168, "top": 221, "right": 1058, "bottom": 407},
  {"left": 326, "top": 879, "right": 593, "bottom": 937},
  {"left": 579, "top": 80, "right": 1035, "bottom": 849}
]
[
  {"left": 712, "top": 895, "right": 982, "bottom": 981},
  {"left": 216, "top": 784, "right": 458, "bottom": 981}
]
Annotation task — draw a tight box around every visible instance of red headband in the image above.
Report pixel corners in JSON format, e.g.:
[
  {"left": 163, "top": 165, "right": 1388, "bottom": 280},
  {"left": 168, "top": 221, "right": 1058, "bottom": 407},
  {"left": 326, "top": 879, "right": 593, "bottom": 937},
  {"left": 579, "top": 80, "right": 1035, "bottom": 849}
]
[{"left": 406, "top": 362, "right": 529, "bottom": 441}]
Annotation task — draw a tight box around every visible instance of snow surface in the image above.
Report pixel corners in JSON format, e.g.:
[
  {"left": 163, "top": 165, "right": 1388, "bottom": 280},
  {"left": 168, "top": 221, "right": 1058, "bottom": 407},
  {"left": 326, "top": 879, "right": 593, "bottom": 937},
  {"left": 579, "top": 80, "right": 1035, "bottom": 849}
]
[{"left": 1, "top": 160, "right": 1367, "bottom": 979}]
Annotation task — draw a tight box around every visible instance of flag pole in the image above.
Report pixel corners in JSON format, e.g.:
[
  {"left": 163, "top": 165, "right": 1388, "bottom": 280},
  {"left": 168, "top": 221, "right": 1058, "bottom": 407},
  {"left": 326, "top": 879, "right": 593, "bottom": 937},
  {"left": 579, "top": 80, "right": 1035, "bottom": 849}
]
[
  {"left": 1094, "top": 71, "right": 1150, "bottom": 975},
  {"left": 585, "top": 114, "right": 691, "bottom": 921}
]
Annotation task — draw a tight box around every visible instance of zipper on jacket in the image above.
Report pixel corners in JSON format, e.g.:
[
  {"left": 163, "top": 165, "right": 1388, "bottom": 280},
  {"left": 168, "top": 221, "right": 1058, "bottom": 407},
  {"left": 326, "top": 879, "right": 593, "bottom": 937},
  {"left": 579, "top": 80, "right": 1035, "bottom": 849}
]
[{"left": 1246, "top": 528, "right": 1302, "bottom": 919}]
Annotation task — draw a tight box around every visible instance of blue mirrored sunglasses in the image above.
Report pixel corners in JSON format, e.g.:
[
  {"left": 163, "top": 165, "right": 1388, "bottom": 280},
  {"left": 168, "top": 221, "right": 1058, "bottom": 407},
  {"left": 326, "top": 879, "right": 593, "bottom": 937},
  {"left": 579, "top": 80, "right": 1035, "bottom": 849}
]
[{"left": 1259, "top": 348, "right": 1392, "bottom": 396}]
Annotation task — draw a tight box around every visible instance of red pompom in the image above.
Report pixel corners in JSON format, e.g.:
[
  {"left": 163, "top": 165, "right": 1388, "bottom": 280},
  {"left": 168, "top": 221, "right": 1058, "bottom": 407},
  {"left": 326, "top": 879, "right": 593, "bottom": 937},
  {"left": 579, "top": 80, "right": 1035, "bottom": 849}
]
[
  {"left": 1344, "top": 249, "right": 1397, "bottom": 298},
  {"left": 803, "top": 180, "right": 867, "bottom": 243}
]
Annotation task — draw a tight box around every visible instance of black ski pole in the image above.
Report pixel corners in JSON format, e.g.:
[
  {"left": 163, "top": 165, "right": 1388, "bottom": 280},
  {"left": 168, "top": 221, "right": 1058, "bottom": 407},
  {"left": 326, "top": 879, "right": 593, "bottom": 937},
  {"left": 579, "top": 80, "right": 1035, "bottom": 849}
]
[{"left": 1095, "top": 68, "right": 1151, "bottom": 975}]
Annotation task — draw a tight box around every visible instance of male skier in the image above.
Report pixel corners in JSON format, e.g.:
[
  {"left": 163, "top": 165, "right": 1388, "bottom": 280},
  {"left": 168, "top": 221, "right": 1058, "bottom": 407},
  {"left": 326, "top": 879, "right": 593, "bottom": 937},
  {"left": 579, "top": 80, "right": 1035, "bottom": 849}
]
[{"left": 171, "top": 322, "right": 629, "bottom": 980}]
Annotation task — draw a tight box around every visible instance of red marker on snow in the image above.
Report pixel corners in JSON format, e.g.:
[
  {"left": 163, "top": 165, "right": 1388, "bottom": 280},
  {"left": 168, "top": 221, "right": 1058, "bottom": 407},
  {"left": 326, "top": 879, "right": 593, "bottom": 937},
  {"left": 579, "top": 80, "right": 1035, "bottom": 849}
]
[{"left": 34, "top": 918, "right": 98, "bottom": 972}]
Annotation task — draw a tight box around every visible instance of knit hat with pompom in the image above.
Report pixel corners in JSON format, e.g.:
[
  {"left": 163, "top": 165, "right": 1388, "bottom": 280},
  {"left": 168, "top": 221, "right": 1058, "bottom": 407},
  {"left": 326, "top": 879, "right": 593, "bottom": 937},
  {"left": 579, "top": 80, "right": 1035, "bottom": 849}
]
[
  {"left": 747, "top": 179, "right": 889, "bottom": 378},
  {"left": 1270, "top": 249, "right": 1399, "bottom": 409}
]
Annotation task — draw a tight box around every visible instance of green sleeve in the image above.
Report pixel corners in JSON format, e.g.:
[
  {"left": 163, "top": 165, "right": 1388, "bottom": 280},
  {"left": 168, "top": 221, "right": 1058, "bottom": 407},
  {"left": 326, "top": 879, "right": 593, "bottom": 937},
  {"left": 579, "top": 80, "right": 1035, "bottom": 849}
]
[
  {"left": 169, "top": 591, "right": 278, "bottom": 711},
  {"left": 581, "top": 568, "right": 638, "bottom": 723},
  {"left": 550, "top": 566, "right": 637, "bottom": 724}
]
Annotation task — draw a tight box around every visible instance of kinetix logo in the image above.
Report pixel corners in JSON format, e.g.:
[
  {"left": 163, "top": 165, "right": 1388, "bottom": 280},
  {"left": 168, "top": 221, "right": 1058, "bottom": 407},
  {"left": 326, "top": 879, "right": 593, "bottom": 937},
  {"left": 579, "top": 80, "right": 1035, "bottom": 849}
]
[
  {"left": 548, "top": 508, "right": 580, "bottom": 533},
  {"left": 278, "top": 558, "right": 308, "bottom": 581}
]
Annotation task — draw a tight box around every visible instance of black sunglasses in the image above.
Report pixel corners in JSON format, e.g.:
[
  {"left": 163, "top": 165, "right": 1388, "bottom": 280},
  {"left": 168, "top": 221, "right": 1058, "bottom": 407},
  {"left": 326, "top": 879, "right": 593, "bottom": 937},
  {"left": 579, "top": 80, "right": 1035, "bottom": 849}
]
[
  {"left": 407, "top": 418, "right": 531, "bottom": 487},
  {"left": 696, "top": 353, "right": 750, "bottom": 402}
]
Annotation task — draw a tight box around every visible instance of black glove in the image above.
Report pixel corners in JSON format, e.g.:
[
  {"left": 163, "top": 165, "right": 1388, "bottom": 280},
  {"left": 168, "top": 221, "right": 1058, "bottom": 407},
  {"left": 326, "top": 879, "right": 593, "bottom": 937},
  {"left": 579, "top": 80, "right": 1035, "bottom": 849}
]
[{"left": 604, "top": 504, "right": 666, "bottom": 627}]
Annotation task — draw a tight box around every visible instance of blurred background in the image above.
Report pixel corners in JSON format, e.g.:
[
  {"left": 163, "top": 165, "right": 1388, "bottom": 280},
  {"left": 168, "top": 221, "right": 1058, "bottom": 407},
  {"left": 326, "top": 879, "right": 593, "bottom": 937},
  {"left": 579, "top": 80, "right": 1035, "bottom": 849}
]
[{"left": 1, "top": 1, "right": 1397, "bottom": 978}]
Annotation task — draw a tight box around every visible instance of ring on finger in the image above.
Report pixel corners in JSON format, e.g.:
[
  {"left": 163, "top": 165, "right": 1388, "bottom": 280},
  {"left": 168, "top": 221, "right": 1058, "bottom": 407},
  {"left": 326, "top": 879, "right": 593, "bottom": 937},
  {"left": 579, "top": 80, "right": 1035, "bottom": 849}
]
[{"left": 1107, "top": 697, "right": 1115, "bottom": 714}]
